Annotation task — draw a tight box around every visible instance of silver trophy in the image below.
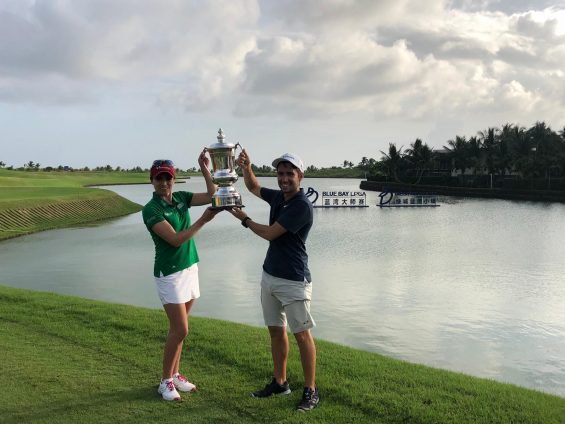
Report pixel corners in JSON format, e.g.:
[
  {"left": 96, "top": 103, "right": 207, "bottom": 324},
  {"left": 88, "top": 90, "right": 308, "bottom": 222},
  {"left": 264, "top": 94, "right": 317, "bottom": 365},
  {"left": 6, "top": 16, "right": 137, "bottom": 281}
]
[{"left": 204, "top": 128, "right": 244, "bottom": 209}]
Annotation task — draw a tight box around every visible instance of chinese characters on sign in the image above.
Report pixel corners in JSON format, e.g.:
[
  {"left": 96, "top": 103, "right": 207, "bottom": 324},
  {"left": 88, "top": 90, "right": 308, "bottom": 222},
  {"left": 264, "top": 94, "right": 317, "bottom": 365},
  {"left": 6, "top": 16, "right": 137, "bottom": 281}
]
[{"left": 306, "top": 187, "right": 369, "bottom": 208}]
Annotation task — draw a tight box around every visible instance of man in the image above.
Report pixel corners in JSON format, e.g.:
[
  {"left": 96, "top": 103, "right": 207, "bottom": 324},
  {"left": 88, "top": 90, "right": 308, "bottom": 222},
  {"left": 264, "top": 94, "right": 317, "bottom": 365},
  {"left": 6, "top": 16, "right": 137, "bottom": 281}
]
[{"left": 229, "top": 150, "right": 319, "bottom": 412}]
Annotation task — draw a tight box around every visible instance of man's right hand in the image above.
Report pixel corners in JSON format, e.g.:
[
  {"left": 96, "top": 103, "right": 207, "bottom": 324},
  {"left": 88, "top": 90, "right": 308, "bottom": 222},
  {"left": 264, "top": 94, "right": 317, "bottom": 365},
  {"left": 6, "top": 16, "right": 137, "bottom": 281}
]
[
  {"left": 228, "top": 207, "right": 247, "bottom": 222},
  {"left": 238, "top": 149, "right": 251, "bottom": 169},
  {"left": 237, "top": 148, "right": 262, "bottom": 198}
]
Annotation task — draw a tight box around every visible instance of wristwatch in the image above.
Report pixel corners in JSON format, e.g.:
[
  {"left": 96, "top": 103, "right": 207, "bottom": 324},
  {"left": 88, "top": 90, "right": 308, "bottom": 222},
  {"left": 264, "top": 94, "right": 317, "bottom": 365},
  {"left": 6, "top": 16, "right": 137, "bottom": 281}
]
[{"left": 241, "top": 217, "right": 252, "bottom": 228}]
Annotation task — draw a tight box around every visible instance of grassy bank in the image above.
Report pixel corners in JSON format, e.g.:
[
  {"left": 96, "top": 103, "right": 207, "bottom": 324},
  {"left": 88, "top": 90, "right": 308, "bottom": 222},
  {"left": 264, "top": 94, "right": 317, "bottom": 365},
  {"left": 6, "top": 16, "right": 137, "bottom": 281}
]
[
  {"left": 0, "top": 168, "right": 150, "bottom": 190},
  {"left": 0, "top": 286, "right": 563, "bottom": 423},
  {"left": 0, "top": 169, "right": 144, "bottom": 240}
]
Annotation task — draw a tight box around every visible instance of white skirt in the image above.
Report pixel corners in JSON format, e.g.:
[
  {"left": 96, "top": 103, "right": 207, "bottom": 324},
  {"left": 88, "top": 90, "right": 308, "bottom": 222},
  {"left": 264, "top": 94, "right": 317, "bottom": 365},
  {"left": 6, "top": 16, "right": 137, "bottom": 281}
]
[{"left": 155, "top": 264, "right": 200, "bottom": 305}]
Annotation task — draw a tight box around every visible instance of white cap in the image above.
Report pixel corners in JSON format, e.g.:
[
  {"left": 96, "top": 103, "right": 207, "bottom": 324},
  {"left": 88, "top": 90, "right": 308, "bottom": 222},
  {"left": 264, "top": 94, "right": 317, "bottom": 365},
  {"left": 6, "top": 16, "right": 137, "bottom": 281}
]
[{"left": 272, "top": 153, "right": 304, "bottom": 172}]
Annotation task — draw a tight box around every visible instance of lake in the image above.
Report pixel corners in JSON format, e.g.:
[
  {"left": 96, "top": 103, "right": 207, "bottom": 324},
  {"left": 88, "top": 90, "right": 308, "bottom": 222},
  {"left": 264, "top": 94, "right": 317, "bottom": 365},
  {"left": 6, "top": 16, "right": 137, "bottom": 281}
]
[{"left": 1, "top": 177, "right": 565, "bottom": 397}]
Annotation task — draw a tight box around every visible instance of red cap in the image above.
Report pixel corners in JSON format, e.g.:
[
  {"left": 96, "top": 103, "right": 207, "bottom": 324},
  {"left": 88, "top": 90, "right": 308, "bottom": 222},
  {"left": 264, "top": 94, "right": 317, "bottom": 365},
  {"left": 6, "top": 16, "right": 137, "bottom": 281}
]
[{"left": 150, "top": 161, "right": 176, "bottom": 180}]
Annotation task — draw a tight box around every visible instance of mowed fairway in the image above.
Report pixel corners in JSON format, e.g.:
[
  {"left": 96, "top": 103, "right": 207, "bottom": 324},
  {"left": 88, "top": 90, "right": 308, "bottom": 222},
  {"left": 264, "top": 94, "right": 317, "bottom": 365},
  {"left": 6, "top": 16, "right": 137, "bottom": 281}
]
[{"left": 0, "top": 169, "right": 146, "bottom": 239}]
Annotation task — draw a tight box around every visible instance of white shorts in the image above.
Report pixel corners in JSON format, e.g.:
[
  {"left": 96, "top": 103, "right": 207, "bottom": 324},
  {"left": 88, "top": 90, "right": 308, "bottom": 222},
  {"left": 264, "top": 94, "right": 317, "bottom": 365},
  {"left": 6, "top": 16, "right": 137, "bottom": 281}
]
[
  {"left": 261, "top": 270, "right": 315, "bottom": 334},
  {"left": 155, "top": 264, "right": 200, "bottom": 305}
]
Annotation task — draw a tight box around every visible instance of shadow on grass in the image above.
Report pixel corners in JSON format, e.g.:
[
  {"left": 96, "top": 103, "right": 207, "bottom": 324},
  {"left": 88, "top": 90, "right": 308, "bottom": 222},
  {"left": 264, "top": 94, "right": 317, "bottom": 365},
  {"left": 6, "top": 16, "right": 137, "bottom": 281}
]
[{"left": 2, "top": 385, "right": 214, "bottom": 424}]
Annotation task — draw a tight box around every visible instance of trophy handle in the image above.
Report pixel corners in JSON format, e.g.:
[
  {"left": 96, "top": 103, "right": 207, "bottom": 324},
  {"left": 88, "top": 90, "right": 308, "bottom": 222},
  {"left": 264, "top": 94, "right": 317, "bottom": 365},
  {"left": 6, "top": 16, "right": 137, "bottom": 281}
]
[{"left": 234, "top": 143, "right": 243, "bottom": 169}]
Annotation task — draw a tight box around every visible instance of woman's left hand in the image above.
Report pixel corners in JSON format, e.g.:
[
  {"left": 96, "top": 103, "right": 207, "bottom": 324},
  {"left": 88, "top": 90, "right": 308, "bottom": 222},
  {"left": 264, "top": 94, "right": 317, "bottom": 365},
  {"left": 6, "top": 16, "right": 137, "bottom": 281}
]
[
  {"left": 199, "top": 150, "right": 210, "bottom": 169},
  {"left": 201, "top": 206, "right": 222, "bottom": 223}
]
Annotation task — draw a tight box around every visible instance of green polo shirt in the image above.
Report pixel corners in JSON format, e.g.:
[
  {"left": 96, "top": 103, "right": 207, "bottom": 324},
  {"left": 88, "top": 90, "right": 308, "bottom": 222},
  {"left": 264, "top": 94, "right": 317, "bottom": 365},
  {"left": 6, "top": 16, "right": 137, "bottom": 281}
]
[{"left": 142, "top": 191, "right": 199, "bottom": 277}]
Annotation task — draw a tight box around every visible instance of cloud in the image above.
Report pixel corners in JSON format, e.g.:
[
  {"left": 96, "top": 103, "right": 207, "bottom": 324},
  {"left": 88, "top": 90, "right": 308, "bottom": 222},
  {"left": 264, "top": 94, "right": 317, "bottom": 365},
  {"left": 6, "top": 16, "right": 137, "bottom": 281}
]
[
  {"left": 449, "top": 0, "right": 565, "bottom": 14},
  {"left": 0, "top": 0, "right": 564, "bottom": 128},
  {"left": 236, "top": 3, "right": 565, "bottom": 125},
  {"left": 0, "top": 0, "right": 259, "bottom": 107}
]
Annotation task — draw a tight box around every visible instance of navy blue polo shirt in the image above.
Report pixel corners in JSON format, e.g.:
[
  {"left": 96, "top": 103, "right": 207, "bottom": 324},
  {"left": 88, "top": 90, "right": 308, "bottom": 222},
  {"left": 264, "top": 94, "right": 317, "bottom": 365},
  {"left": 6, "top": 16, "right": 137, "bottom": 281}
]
[{"left": 261, "top": 187, "right": 313, "bottom": 282}]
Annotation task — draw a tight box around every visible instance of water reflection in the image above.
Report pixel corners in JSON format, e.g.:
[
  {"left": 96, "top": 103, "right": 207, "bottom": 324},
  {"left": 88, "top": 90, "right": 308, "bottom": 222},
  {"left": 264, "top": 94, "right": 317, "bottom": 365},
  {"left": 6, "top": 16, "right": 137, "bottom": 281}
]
[{"left": 1, "top": 177, "right": 565, "bottom": 397}]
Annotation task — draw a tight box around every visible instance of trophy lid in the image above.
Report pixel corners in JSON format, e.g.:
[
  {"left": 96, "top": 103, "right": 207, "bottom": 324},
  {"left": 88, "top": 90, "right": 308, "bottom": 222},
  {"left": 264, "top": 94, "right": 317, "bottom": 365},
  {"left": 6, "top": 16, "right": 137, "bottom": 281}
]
[{"left": 208, "top": 128, "right": 236, "bottom": 150}]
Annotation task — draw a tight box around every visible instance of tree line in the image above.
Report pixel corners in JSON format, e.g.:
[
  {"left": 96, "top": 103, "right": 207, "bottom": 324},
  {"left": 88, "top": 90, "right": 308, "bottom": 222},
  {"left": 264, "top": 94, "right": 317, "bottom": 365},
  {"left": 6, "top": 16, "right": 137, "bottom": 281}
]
[
  {"left": 0, "top": 162, "right": 198, "bottom": 174},
  {"left": 3, "top": 120, "right": 565, "bottom": 189},
  {"left": 371, "top": 121, "right": 565, "bottom": 190}
]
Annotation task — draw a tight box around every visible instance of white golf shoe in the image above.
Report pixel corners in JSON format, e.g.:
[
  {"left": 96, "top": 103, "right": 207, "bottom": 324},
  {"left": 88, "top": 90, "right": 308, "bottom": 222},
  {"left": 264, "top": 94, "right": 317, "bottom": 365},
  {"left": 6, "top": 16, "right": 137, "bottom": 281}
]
[
  {"left": 173, "top": 373, "right": 197, "bottom": 392},
  {"left": 158, "top": 379, "right": 181, "bottom": 401}
]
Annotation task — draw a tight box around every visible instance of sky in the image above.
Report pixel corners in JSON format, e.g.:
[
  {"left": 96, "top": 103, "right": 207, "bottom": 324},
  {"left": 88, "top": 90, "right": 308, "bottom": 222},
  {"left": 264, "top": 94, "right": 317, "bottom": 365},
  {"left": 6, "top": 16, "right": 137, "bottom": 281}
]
[{"left": 1, "top": 0, "right": 565, "bottom": 170}]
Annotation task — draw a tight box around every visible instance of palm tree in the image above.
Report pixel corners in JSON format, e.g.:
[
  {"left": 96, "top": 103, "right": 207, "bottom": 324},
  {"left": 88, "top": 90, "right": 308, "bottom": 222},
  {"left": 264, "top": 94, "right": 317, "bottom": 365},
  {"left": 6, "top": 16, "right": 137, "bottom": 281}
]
[
  {"left": 556, "top": 127, "right": 565, "bottom": 174},
  {"left": 558, "top": 127, "right": 565, "bottom": 147},
  {"left": 496, "top": 124, "right": 516, "bottom": 176},
  {"left": 506, "top": 124, "right": 531, "bottom": 178},
  {"left": 527, "top": 121, "right": 557, "bottom": 180},
  {"left": 444, "top": 135, "right": 469, "bottom": 174},
  {"left": 380, "top": 143, "right": 404, "bottom": 182},
  {"left": 467, "top": 136, "right": 482, "bottom": 175},
  {"left": 405, "top": 138, "right": 433, "bottom": 184},
  {"left": 478, "top": 127, "right": 499, "bottom": 176}
]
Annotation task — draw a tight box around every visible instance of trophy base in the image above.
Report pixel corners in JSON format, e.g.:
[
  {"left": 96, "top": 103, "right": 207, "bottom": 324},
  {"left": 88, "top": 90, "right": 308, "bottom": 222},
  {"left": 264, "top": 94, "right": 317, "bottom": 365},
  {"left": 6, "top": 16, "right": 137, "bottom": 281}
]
[
  {"left": 211, "top": 190, "right": 243, "bottom": 209},
  {"left": 211, "top": 204, "right": 245, "bottom": 211}
]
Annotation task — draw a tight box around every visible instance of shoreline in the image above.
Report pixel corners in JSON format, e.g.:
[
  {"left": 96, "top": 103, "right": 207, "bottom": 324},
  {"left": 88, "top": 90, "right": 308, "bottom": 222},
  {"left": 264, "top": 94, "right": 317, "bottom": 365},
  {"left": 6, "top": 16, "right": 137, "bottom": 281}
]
[
  {"left": 86, "top": 178, "right": 189, "bottom": 187},
  {"left": 0, "top": 192, "right": 141, "bottom": 241}
]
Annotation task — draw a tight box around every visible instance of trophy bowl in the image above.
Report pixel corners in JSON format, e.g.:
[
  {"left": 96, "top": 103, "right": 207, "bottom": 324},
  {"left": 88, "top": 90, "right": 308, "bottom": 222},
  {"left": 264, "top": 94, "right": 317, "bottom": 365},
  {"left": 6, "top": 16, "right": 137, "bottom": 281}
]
[{"left": 204, "top": 128, "right": 244, "bottom": 209}]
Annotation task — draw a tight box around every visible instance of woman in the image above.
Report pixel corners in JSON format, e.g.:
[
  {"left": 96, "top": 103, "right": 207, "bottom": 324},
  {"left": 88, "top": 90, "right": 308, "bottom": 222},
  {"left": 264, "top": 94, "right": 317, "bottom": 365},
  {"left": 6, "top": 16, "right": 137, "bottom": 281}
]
[{"left": 142, "top": 152, "right": 220, "bottom": 401}]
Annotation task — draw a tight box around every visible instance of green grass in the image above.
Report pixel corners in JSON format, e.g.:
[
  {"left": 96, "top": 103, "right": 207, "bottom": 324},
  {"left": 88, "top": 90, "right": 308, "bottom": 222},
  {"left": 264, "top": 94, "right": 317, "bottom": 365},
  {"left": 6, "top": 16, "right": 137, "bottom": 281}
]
[
  {"left": 0, "top": 286, "right": 563, "bottom": 423},
  {"left": 0, "top": 169, "right": 144, "bottom": 240},
  {"left": 0, "top": 186, "right": 121, "bottom": 210},
  {"left": 0, "top": 168, "right": 150, "bottom": 188}
]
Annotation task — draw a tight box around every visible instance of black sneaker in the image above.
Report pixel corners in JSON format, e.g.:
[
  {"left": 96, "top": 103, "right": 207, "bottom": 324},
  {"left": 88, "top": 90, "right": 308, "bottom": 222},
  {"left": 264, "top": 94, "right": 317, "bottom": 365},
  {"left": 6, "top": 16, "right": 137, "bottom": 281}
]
[
  {"left": 251, "top": 378, "right": 291, "bottom": 398},
  {"left": 297, "top": 387, "right": 319, "bottom": 412}
]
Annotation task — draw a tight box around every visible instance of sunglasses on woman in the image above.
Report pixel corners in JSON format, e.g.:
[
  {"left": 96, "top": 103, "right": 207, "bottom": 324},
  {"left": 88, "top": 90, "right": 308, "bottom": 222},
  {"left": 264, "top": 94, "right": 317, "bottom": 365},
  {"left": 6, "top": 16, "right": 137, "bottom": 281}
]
[
  {"left": 152, "top": 159, "right": 174, "bottom": 166},
  {"left": 154, "top": 173, "right": 173, "bottom": 181}
]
